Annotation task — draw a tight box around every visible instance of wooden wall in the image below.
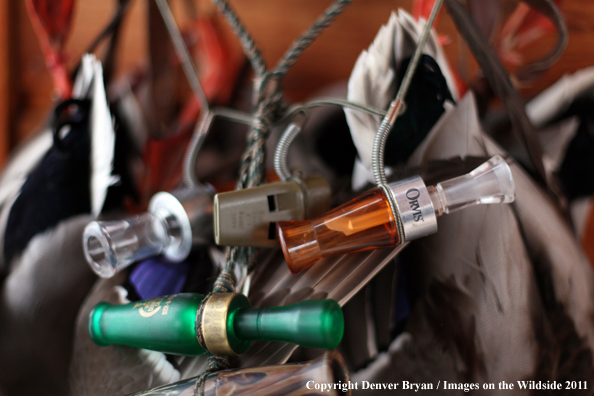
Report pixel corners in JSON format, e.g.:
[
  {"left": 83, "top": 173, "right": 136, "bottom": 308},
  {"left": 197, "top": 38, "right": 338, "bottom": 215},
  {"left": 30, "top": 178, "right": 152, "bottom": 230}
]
[
  {"left": 2, "top": 0, "right": 594, "bottom": 170},
  {"left": 0, "top": 0, "right": 10, "bottom": 167}
]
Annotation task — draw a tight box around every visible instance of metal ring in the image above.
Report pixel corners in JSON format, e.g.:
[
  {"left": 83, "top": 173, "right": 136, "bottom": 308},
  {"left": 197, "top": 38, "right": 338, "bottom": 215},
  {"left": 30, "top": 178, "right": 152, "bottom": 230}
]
[
  {"left": 379, "top": 183, "right": 404, "bottom": 244},
  {"left": 201, "top": 293, "right": 238, "bottom": 356}
]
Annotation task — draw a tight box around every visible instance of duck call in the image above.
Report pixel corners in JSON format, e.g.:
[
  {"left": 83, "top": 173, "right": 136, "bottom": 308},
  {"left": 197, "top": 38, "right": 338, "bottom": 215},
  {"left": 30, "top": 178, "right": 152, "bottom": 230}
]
[
  {"left": 277, "top": 156, "right": 515, "bottom": 274},
  {"left": 88, "top": 293, "right": 343, "bottom": 356},
  {"left": 83, "top": 188, "right": 212, "bottom": 278}
]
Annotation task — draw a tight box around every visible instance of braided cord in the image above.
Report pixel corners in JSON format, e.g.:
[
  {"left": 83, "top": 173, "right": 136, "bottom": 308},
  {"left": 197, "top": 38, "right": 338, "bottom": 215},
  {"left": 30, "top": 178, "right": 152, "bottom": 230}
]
[
  {"left": 193, "top": 2, "right": 353, "bottom": 394},
  {"left": 274, "top": 0, "right": 354, "bottom": 78},
  {"left": 193, "top": 266, "right": 238, "bottom": 396},
  {"left": 211, "top": 0, "right": 354, "bottom": 285},
  {"left": 221, "top": 0, "right": 354, "bottom": 283},
  {"left": 210, "top": 0, "right": 267, "bottom": 76},
  {"left": 192, "top": 354, "right": 233, "bottom": 396}
]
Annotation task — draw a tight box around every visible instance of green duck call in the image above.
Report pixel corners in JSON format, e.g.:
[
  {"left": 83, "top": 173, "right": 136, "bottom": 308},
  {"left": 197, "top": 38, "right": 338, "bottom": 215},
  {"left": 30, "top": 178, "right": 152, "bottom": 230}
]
[{"left": 88, "top": 293, "right": 343, "bottom": 356}]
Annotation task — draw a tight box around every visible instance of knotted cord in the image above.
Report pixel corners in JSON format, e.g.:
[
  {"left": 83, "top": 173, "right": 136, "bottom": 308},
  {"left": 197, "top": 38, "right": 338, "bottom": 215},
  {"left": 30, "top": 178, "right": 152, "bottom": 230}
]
[{"left": 193, "top": 1, "right": 354, "bottom": 393}]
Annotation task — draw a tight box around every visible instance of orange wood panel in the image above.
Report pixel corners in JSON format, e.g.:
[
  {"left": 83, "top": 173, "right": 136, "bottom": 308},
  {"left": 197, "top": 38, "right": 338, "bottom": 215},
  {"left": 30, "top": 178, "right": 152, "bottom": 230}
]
[
  {"left": 13, "top": 0, "right": 148, "bottom": 144},
  {"left": 226, "top": 0, "right": 415, "bottom": 102},
  {"left": 6, "top": 0, "right": 594, "bottom": 168},
  {"left": 0, "top": 0, "right": 10, "bottom": 167}
]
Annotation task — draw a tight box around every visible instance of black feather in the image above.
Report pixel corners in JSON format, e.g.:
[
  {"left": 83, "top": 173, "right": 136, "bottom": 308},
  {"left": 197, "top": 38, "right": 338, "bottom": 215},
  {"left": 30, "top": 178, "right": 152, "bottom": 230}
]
[
  {"left": 385, "top": 54, "right": 454, "bottom": 166},
  {"left": 556, "top": 97, "right": 594, "bottom": 201},
  {"left": 4, "top": 99, "right": 92, "bottom": 263},
  {"left": 101, "top": 102, "right": 140, "bottom": 211}
]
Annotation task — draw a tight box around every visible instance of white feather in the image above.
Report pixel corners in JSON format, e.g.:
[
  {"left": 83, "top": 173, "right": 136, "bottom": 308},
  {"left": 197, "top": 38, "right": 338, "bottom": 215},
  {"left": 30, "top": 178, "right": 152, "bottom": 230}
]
[
  {"left": 89, "top": 56, "right": 118, "bottom": 216},
  {"left": 344, "top": 9, "right": 459, "bottom": 172},
  {"left": 72, "top": 55, "right": 95, "bottom": 98},
  {"left": 73, "top": 54, "right": 118, "bottom": 216},
  {"left": 345, "top": 13, "right": 397, "bottom": 170},
  {"left": 526, "top": 65, "right": 594, "bottom": 129},
  {"left": 0, "top": 130, "right": 53, "bottom": 212}
]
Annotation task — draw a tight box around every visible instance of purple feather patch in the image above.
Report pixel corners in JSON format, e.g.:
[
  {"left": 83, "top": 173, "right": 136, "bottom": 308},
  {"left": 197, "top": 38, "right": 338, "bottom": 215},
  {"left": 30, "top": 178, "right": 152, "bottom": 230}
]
[{"left": 129, "top": 257, "right": 189, "bottom": 300}]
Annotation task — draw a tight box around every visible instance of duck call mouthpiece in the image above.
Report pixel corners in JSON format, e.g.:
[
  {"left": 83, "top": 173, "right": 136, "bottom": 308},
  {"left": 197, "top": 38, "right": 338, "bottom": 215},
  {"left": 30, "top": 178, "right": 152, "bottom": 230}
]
[
  {"left": 88, "top": 293, "right": 344, "bottom": 356},
  {"left": 83, "top": 188, "right": 212, "bottom": 278},
  {"left": 277, "top": 155, "right": 515, "bottom": 274},
  {"left": 213, "top": 175, "right": 331, "bottom": 248}
]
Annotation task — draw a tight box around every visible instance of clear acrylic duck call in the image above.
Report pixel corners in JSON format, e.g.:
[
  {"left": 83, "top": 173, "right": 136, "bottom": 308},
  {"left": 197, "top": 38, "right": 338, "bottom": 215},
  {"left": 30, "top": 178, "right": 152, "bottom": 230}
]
[
  {"left": 83, "top": 188, "right": 212, "bottom": 278},
  {"left": 277, "top": 156, "right": 515, "bottom": 274}
]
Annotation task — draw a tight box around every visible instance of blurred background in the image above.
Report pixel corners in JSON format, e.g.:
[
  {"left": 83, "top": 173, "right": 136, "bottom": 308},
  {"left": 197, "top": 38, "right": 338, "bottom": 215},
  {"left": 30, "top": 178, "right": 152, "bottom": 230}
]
[
  {"left": 1, "top": 0, "right": 593, "bottom": 169},
  {"left": 2, "top": 2, "right": 594, "bottom": 395}
]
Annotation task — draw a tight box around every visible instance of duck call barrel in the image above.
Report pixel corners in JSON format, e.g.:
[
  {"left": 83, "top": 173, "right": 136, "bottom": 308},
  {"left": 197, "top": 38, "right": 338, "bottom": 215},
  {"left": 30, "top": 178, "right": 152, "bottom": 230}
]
[
  {"left": 277, "top": 188, "right": 399, "bottom": 274},
  {"left": 89, "top": 294, "right": 206, "bottom": 355},
  {"left": 88, "top": 293, "right": 344, "bottom": 356},
  {"left": 277, "top": 155, "right": 515, "bottom": 274}
]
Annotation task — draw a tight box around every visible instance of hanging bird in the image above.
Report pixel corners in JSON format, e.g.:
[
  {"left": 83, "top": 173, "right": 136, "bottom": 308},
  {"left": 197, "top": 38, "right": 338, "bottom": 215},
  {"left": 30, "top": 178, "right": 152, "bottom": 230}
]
[
  {"left": 68, "top": 246, "right": 220, "bottom": 394},
  {"left": 349, "top": 93, "right": 594, "bottom": 394},
  {"left": 69, "top": 272, "right": 183, "bottom": 396},
  {"left": 0, "top": 55, "right": 119, "bottom": 396},
  {"left": 385, "top": 54, "right": 454, "bottom": 166},
  {"left": 523, "top": 67, "right": 594, "bottom": 269},
  {"left": 344, "top": 9, "right": 459, "bottom": 187}
]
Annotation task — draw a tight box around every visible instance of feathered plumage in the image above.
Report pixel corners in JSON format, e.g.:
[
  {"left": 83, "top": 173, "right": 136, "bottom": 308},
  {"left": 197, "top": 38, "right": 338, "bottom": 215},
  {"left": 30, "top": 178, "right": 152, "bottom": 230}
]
[
  {"left": 348, "top": 93, "right": 594, "bottom": 393},
  {"left": 0, "top": 55, "right": 119, "bottom": 396},
  {"left": 489, "top": 67, "right": 594, "bottom": 203},
  {"left": 236, "top": 244, "right": 408, "bottom": 369},
  {"left": 84, "top": 55, "right": 117, "bottom": 216},
  {"left": 526, "top": 66, "right": 594, "bottom": 129},
  {"left": 344, "top": 9, "right": 458, "bottom": 176},
  {"left": 445, "top": 0, "right": 551, "bottom": 193},
  {"left": 69, "top": 273, "right": 181, "bottom": 396},
  {"left": 0, "top": 216, "right": 96, "bottom": 396},
  {"left": 3, "top": 55, "right": 116, "bottom": 264}
]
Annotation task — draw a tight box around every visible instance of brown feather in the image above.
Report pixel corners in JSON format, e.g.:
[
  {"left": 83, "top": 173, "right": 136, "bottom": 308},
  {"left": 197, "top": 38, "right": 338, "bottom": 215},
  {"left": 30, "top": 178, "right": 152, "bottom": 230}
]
[
  {"left": 387, "top": 91, "right": 594, "bottom": 388},
  {"left": 0, "top": 215, "right": 96, "bottom": 396},
  {"left": 69, "top": 273, "right": 182, "bottom": 395}
]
